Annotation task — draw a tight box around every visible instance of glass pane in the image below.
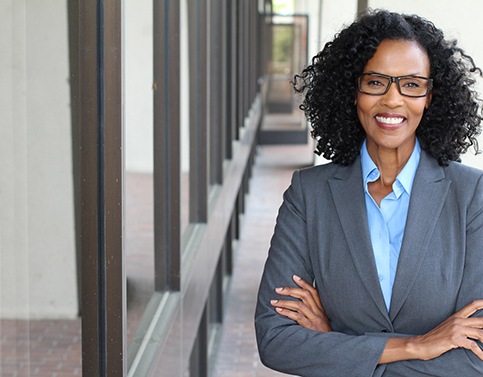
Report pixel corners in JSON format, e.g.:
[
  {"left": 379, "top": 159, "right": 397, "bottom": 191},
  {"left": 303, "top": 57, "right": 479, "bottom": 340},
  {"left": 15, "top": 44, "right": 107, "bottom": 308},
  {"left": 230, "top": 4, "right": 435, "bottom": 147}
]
[
  {"left": 266, "top": 23, "right": 294, "bottom": 113},
  {"left": 1, "top": 2, "right": 82, "bottom": 375},
  {"left": 180, "top": 0, "right": 191, "bottom": 240},
  {"left": 261, "top": 15, "right": 308, "bottom": 143},
  {"left": 125, "top": 0, "right": 155, "bottom": 350}
]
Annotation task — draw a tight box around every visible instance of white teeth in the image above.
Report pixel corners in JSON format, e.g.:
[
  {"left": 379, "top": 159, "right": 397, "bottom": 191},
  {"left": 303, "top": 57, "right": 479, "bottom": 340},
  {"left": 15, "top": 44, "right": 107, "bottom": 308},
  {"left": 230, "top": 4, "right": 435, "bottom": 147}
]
[{"left": 375, "top": 116, "right": 405, "bottom": 124}]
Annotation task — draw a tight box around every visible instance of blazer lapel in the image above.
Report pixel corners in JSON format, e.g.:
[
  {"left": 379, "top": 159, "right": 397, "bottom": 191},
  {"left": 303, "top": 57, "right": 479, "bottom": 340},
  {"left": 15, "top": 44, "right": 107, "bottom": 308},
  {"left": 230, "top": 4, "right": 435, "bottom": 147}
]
[
  {"left": 389, "top": 152, "right": 451, "bottom": 321},
  {"left": 328, "top": 158, "right": 390, "bottom": 321}
]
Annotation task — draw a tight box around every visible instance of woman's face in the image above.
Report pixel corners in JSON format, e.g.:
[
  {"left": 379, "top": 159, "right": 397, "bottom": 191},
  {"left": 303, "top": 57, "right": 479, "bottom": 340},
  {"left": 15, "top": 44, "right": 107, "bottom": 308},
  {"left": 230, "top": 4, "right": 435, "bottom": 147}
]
[{"left": 356, "top": 39, "right": 432, "bottom": 156}]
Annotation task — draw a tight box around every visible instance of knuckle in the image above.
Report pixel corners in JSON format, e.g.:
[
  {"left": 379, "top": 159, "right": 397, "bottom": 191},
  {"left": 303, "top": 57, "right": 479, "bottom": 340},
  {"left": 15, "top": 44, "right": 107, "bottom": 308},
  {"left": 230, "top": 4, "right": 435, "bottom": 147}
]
[
  {"left": 299, "top": 290, "right": 310, "bottom": 299},
  {"left": 469, "top": 341, "right": 480, "bottom": 351}
]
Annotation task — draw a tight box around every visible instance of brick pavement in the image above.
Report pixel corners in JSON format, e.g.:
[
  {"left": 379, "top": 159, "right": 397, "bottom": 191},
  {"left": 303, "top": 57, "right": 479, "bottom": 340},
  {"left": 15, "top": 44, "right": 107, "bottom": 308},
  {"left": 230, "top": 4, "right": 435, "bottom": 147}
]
[
  {"left": 212, "top": 144, "right": 314, "bottom": 377},
  {"left": 0, "top": 319, "right": 81, "bottom": 377},
  {"left": 0, "top": 143, "right": 313, "bottom": 377}
]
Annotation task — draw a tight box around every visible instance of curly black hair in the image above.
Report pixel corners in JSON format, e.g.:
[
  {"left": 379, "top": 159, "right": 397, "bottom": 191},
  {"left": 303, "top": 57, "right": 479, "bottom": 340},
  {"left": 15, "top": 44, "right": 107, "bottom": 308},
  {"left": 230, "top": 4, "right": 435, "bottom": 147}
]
[{"left": 293, "top": 9, "right": 483, "bottom": 166}]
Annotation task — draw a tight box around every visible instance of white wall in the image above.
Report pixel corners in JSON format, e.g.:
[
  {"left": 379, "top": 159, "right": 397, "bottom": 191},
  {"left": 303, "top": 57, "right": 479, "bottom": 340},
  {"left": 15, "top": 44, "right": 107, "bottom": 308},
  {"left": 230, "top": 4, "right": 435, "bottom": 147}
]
[
  {"left": 293, "top": 0, "right": 359, "bottom": 72},
  {"left": 124, "top": 0, "right": 190, "bottom": 174},
  {"left": 0, "top": 0, "right": 78, "bottom": 319},
  {"left": 318, "top": 0, "right": 358, "bottom": 49},
  {"left": 125, "top": 0, "right": 154, "bottom": 173},
  {"left": 368, "top": 0, "right": 483, "bottom": 168},
  {"left": 180, "top": 0, "right": 190, "bottom": 174}
]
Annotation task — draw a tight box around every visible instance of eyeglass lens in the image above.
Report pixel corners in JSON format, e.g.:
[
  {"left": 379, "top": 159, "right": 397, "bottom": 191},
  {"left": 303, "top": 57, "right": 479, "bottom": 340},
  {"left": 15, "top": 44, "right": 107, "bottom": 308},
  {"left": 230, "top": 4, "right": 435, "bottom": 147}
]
[{"left": 359, "top": 74, "right": 430, "bottom": 97}]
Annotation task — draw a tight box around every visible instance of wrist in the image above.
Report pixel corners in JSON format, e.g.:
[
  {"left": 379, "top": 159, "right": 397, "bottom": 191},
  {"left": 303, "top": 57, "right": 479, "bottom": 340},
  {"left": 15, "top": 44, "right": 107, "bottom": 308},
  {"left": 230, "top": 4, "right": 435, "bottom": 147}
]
[
  {"left": 405, "top": 336, "right": 424, "bottom": 360},
  {"left": 379, "top": 336, "right": 421, "bottom": 364}
]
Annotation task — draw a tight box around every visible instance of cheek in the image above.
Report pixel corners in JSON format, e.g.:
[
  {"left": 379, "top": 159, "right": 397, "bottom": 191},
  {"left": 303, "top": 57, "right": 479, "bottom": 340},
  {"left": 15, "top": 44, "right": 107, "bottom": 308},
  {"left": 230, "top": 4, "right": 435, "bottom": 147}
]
[
  {"left": 355, "top": 96, "right": 374, "bottom": 121},
  {"left": 355, "top": 92, "right": 373, "bottom": 111},
  {"left": 410, "top": 100, "right": 429, "bottom": 118}
]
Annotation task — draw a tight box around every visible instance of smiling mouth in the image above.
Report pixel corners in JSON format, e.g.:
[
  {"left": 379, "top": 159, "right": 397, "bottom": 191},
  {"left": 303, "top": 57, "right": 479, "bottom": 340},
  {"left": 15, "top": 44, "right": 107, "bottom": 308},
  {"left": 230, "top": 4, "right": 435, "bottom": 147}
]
[{"left": 375, "top": 115, "right": 406, "bottom": 125}]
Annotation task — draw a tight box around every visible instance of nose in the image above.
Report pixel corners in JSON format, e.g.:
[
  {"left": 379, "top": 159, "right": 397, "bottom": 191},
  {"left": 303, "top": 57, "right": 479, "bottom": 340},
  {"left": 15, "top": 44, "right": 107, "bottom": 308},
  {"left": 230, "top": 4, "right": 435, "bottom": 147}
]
[{"left": 381, "top": 82, "right": 404, "bottom": 107}]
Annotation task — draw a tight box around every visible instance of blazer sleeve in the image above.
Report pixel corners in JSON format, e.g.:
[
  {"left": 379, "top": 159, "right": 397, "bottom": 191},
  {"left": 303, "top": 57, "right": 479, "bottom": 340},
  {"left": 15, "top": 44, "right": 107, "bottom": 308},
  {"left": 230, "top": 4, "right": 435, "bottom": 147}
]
[
  {"left": 255, "top": 168, "right": 483, "bottom": 376},
  {"left": 255, "top": 170, "right": 389, "bottom": 377},
  {"left": 376, "top": 173, "right": 483, "bottom": 376}
]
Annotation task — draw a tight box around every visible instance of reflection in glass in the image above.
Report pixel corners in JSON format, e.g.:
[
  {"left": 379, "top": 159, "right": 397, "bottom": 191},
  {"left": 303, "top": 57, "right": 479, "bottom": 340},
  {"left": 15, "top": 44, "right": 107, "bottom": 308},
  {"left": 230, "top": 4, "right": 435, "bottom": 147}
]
[
  {"left": 260, "top": 14, "right": 308, "bottom": 144},
  {"left": 180, "top": 0, "right": 191, "bottom": 240},
  {"left": 125, "top": 0, "right": 155, "bottom": 350}
]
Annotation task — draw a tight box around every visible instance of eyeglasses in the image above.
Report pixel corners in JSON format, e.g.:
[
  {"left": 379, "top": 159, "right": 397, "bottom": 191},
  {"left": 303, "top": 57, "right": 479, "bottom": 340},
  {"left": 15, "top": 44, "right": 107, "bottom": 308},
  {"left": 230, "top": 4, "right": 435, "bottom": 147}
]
[{"left": 357, "top": 73, "right": 433, "bottom": 98}]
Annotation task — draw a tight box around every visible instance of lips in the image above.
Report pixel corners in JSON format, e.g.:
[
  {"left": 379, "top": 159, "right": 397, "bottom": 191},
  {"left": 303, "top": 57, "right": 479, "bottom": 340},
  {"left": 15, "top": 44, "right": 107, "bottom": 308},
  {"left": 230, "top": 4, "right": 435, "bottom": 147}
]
[
  {"left": 375, "top": 115, "right": 405, "bottom": 124},
  {"left": 374, "top": 114, "right": 407, "bottom": 130}
]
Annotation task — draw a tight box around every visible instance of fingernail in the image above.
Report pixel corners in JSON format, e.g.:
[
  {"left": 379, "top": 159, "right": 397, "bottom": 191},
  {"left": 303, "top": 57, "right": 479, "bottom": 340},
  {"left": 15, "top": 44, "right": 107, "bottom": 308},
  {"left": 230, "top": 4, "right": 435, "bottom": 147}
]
[
  {"left": 270, "top": 300, "right": 278, "bottom": 305},
  {"left": 293, "top": 274, "right": 302, "bottom": 281},
  {"left": 275, "top": 287, "right": 284, "bottom": 292}
]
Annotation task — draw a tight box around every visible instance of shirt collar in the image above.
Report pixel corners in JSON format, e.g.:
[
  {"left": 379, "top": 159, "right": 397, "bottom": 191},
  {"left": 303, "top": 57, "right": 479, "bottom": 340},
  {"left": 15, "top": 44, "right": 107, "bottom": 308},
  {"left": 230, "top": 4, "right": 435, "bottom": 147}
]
[{"left": 360, "top": 139, "right": 421, "bottom": 197}]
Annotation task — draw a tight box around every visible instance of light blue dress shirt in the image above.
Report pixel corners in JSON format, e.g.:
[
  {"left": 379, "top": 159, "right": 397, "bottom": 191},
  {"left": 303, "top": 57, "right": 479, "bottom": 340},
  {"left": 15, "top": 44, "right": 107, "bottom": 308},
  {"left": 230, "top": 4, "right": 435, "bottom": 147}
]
[{"left": 360, "top": 139, "right": 421, "bottom": 311}]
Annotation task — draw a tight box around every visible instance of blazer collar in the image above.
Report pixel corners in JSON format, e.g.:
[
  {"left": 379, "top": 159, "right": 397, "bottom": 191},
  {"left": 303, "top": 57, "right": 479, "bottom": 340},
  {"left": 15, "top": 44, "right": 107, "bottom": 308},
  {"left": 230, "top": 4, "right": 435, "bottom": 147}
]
[
  {"left": 329, "top": 151, "right": 450, "bottom": 323},
  {"left": 329, "top": 156, "right": 390, "bottom": 320},
  {"left": 389, "top": 151, "right": 450, "bottom": 320}
]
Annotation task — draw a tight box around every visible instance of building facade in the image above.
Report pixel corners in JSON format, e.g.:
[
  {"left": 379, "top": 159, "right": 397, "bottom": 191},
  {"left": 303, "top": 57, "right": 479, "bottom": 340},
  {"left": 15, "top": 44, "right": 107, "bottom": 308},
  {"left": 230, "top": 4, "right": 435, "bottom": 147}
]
[{"left": 1, "top": 0, "right": 482, "bottom": 376}]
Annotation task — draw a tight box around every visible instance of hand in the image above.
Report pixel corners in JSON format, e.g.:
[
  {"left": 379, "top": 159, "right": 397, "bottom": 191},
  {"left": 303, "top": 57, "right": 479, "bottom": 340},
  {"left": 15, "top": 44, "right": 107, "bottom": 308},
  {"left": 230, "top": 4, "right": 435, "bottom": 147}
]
[
  {"left": 410, "top": 300, "right": 483, "bottom": 361},
  {"left": 271, "top": 275, "right": 331, "bottom": 332}
]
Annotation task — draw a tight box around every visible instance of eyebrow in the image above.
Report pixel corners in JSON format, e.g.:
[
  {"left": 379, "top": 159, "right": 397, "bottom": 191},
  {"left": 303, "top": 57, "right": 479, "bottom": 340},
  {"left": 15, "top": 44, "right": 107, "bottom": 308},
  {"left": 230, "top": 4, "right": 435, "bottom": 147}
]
[{"left": 364, "top": 71, "right": 428, "bottom": 77}]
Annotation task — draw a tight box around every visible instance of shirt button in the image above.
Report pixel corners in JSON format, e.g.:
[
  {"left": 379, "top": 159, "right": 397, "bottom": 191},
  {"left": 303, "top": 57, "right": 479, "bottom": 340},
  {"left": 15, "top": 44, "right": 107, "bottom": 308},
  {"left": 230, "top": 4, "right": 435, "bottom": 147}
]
[{"left": 378, "top": 274, "right": 384, "bottom": 281}]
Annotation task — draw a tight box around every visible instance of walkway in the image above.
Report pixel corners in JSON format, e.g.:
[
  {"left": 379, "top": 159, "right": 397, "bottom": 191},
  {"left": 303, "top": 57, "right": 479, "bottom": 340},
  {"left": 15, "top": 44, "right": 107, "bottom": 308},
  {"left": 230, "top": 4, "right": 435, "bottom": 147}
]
[
  {"left": 212, "top": 143, "right": 314, "bottom": 377},
  {"left": 0, "top": 144, "right": 313, "bottom": 377}
]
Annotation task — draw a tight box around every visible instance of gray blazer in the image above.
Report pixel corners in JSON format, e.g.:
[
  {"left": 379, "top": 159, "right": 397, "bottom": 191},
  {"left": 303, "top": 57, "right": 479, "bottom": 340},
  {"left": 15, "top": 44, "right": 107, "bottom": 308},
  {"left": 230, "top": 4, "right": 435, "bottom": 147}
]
[{"left": 255, "top": 151, "right": 483, "bottom": 376}]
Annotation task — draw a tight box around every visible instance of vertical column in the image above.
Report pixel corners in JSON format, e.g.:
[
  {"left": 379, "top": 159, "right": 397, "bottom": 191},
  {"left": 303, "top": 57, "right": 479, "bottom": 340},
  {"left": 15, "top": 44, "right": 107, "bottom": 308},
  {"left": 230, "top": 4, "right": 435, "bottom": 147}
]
[
  {"left": 188, "top": 0, "right": 209, "bottom": 223},
  {"left": 153, "top": 0, "right": 181, "bottom": 291},
  {"left": 358, "top": 0, "right": 368, "bottom": 14},
  {"left": 79, "top": 0, "right": 125, "bottom": 375},
  {"left": 209, "top": 0, "right": 225, "bottom": 185}
]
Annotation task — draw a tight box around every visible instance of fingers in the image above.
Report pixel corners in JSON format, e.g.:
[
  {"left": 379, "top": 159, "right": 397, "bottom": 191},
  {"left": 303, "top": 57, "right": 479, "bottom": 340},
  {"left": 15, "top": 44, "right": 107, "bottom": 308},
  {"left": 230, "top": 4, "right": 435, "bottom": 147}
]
[
  {"left": 454, "top": 300, "right": 483, "bottom": 318},
  {"left": 270, "top": 275, "right": 332, "bottom": 332},
  {"left": 275, "top": 275, "right": 323, "bottom": 312},
  {"left": 292, "top": 275, "right": 324, "bottom": 311},
  {"left": 270, "top": 293, "right": 322, "bottom": 323},
  {"left": 271, "top": 299, "right": 331, "bottom": 332},
  {"left": 273, "top": 305, "right": 312, "bottom": 328},
  {"left": 414, "top": 303, "right": 483, "bottom": 361},
  {"left": 466, "top": 339, "right": 483, "bottom": 361},
  {"left": 452, "top": 329, "right": 483, "bottom": 360},
  {"left": 461, "top": 318, "right": 483, "bottom": 357}
]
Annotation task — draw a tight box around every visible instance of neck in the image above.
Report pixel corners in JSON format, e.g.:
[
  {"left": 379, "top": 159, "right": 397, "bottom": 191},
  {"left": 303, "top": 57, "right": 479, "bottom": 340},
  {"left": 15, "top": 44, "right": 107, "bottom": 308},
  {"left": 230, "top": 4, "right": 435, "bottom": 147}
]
[{"left": 367, "top": 140, "right": 415, "bottom": 187}]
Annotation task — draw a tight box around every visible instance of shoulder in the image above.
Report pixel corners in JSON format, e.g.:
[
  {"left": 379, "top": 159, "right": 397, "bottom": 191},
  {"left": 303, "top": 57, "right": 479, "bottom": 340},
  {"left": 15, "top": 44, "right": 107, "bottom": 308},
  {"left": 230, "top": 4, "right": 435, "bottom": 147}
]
[
  {"left": 443, "top": 160, "right": 483, "bottom": 185},
  {"left": 418, "top": 150, "right": 483, "bottom": 186},
  {"left": 443, "top": 162, "right": 483, "bottom": 207}
]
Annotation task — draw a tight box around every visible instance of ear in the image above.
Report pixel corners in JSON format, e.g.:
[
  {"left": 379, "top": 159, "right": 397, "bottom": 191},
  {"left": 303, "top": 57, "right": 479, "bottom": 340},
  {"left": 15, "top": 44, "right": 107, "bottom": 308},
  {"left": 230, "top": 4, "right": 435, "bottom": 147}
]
[{"left": 425, "top": 91, "right": 432, "bottom": 109}]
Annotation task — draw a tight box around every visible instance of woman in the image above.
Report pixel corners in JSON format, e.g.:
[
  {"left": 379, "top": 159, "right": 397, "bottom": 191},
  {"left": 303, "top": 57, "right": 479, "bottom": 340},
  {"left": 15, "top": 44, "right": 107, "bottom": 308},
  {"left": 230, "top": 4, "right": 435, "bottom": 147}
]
[{"left": 255, "top": 9, "right": 483, "bottom": 377}]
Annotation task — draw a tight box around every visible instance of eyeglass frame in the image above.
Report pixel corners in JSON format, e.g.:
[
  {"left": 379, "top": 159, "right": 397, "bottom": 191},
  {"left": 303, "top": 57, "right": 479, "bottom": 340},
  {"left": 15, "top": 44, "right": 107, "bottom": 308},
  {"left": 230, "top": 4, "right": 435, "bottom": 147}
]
[{"left": 357, "top": 72, "right": 433, "bottom": 98}]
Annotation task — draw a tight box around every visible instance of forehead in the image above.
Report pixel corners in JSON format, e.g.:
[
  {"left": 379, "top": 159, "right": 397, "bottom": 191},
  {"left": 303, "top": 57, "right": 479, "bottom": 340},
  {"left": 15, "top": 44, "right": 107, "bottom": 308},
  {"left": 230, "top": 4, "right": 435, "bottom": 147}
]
[{"left": 363, "top": 39, "right": 430, "bottom": 76}]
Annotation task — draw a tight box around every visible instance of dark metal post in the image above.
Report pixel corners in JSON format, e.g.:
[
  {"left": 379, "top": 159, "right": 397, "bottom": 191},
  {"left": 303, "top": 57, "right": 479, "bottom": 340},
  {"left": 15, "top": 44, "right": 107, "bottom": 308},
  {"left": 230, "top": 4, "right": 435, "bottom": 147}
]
[
  {"left": 210, "top": 0, "right": 224, "bottom": 185},
  {"left": 358, "top": 0, "right": 368, "bottom": 14},
  {"left": 79, "top": 0, "right": 125, "bottom": 375},
  {"left": 188, "top": 0, "right": 209, "bottom": 223},
  {"left": 153, "top": 0, "right": 181, "bottom": 291}
]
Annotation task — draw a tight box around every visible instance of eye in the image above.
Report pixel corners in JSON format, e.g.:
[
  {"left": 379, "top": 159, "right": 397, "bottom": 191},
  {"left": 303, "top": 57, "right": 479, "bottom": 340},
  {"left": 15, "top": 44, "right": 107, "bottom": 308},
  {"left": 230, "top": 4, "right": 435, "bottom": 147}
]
[
  {"left": 402, "top": 80, "right": 421, "bottom": 88},
  {"left": 366, "top": 79, "right": 385, "bottom": 87}
]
